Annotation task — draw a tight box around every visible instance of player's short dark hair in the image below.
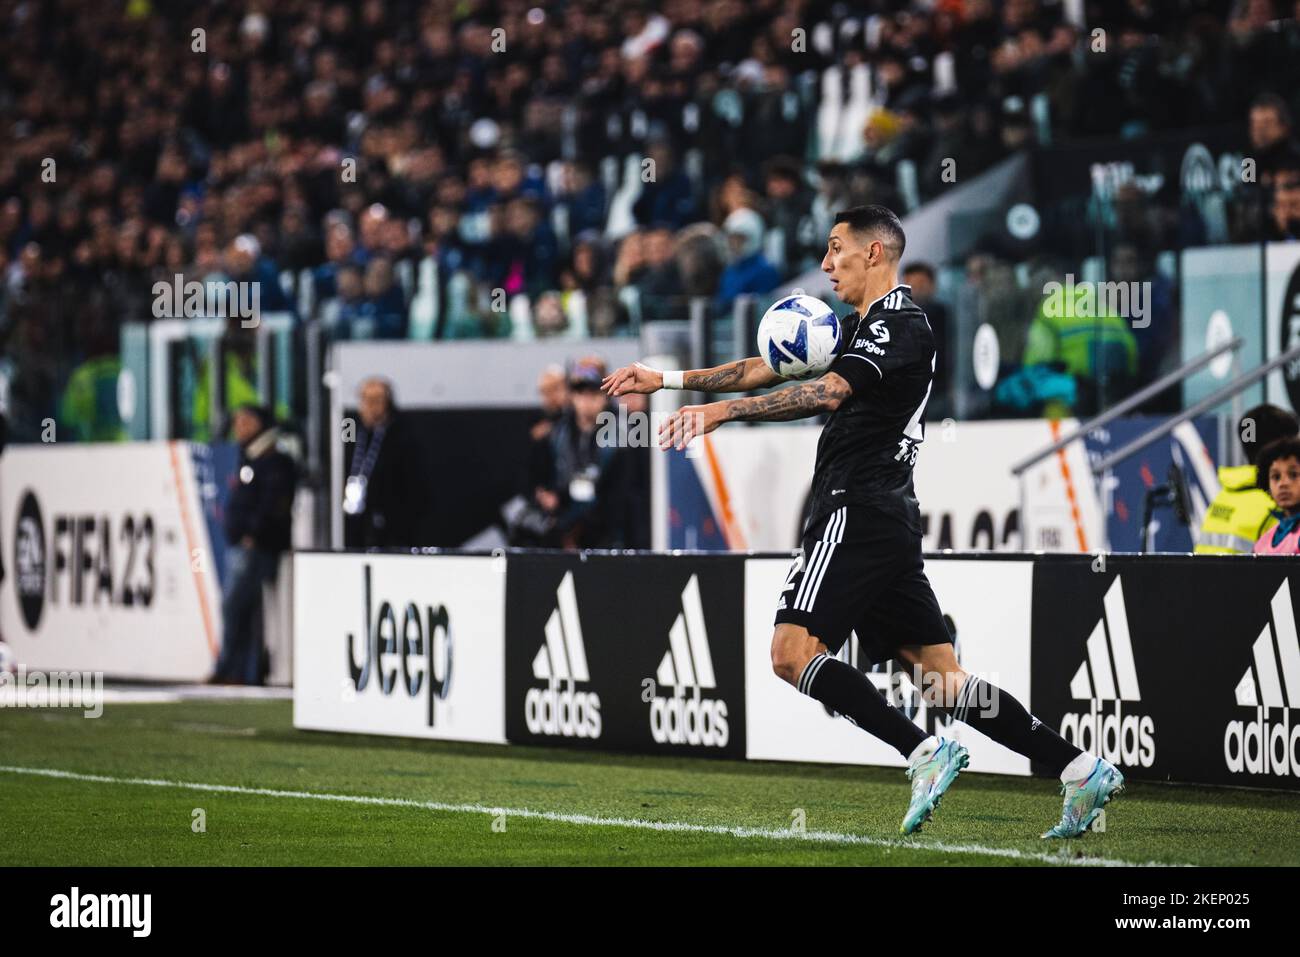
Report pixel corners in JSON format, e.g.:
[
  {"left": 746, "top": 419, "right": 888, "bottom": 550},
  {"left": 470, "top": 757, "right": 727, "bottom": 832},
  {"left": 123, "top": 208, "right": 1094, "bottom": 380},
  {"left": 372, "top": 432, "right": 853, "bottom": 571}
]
[
  {"left": 902, "top": 261, "right": 936, "bottom": 281},
  {"left": 1256, "top": 436, "right": 1300, "bottom": 491},
  {"left": 833, "top": 205, "right": 906, "bottom": 262},
  {"left": 1241, "top": 404, "right": 1299, "bottom": 463}
]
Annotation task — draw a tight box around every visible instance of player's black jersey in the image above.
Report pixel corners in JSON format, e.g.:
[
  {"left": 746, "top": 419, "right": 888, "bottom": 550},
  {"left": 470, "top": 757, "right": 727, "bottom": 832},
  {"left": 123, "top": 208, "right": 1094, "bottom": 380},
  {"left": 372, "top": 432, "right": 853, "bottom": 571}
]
[{"left": 806, "top": 283, "right": 935, "bottom": 534}]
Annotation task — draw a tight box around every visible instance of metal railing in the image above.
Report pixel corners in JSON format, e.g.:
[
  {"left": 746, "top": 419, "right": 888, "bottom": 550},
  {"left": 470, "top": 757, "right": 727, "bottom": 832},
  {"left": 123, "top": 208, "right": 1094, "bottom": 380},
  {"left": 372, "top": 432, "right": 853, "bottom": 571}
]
[
  {"left": 1093, "top": 339, "right": 1300, "bottom": 474},
  {"left": 1009, "top": 336, "right": 1244, "bottom": 478}
]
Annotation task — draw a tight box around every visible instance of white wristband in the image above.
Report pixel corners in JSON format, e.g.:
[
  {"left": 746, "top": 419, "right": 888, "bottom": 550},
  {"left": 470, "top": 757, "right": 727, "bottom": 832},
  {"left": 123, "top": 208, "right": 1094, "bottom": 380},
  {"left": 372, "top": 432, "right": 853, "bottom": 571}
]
[{"left": 662, "top": 370, "right": 685, "bottom": 390}]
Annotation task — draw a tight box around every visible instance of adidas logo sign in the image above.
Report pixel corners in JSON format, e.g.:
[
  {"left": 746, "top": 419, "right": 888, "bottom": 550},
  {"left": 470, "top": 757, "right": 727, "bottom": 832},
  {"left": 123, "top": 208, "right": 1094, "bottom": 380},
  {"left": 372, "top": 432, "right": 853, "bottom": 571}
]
[
  {"left": 647, "top": 576, "right": 730, "bottom": 748},
  {"left": 1224, "top": 579, "right": 1300, "bottom": 777},
  {"left": 1059, "top": 577, "right": 1156, "bottom": 768},
  {"left": 525, "top": 572, "right": 602, "bottom": 739}
]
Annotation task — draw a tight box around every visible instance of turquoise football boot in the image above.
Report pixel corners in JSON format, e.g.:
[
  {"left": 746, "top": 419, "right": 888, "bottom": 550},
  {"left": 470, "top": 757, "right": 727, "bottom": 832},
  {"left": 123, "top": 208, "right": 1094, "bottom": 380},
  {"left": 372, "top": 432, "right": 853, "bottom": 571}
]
[
  {"left": 1042, "top": 758, "right": 1124, "bottom": 839},
  {"left": 900, "top": 738, "right": 970, "bottom": 835}
]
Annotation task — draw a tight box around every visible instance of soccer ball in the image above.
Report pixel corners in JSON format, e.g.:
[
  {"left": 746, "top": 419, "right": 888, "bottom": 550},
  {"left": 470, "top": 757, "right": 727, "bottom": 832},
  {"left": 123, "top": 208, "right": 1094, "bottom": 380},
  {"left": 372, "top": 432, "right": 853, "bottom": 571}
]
[{"left": 757, "top": 295, "right": 841, "bottom": 380}]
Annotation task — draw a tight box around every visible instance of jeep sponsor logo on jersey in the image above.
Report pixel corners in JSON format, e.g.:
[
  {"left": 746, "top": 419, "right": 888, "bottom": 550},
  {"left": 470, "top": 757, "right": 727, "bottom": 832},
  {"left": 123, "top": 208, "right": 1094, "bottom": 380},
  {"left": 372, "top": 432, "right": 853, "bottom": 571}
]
[
  {"left": 646, "top": 575, "right": 729, "bottom": 747},
  {"left": 1224, "top": 579, "right": 1300, "bottom": 777},
  {"left": 1058, "top": 577, "right": 1156, "bottom": 768},
  {"left": 525, "top": 571, "right": 602, "bottom": 739},
  {"left": 347, "top": 563, "right": 452, "bottom": 726}
]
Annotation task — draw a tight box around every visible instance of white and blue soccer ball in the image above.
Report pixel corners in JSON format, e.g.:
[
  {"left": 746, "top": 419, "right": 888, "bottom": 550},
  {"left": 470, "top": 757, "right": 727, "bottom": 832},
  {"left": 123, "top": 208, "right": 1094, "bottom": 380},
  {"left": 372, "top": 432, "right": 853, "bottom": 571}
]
[{"left": 757, "top": 294, "right": 841, "bottom": 380}]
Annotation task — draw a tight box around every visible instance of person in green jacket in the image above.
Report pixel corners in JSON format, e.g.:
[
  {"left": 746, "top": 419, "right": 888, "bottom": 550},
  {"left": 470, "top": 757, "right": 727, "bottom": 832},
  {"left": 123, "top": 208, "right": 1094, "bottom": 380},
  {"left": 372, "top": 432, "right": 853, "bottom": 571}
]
[
  {"left": 58, "top": 354, "right": 127, "bottom": 442},
  {"left": 1022, "top": 275, "right": 1139, "bottom": 417}
]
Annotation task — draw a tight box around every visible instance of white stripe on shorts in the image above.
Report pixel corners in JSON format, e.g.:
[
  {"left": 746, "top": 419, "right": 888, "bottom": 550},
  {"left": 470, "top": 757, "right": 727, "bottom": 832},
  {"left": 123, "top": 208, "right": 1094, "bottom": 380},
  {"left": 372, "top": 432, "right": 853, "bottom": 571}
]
[{"left": 796, "top": 508, "right": 845, "bottom": 612}]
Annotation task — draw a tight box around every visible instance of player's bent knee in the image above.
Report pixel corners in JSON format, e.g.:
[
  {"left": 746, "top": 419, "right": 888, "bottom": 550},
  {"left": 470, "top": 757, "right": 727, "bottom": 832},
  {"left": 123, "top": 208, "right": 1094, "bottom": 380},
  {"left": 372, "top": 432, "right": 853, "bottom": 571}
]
[{"left": 770, "top": 625, "right": 818, "bottom": 686}]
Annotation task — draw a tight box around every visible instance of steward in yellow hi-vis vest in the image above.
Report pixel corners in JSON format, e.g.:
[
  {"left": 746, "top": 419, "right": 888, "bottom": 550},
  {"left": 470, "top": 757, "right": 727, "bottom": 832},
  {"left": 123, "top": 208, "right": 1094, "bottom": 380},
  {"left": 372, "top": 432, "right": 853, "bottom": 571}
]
[
  {"left": 1195, "top": 404, "right": 1298, "bottom": 554},
  {"left": 1196, "top": 464, "right": 1276, "bottom": 553}
]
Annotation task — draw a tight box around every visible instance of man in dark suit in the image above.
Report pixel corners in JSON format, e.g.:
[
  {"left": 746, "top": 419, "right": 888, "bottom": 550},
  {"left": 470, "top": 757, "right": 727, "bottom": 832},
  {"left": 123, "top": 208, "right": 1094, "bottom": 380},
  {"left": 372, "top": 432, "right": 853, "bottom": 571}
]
[
  {"left": 343, "top": 377, "right": 428, "bottom": 549},
  {"left": 214, "top": 405, "right": 296, "bottom": 685}
]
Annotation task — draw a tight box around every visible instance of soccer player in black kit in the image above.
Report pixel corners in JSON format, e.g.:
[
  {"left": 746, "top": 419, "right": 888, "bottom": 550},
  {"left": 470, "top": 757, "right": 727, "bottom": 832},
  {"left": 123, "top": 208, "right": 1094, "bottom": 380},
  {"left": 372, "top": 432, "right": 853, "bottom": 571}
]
[{"left": 603, "top": 205, "right": 1123, "bottom": 838}]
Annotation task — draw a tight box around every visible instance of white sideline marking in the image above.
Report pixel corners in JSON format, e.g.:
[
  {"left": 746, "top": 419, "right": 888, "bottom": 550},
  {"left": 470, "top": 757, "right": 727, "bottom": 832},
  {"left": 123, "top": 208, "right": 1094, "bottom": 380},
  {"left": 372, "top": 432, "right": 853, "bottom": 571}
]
[{"left": 0, "top": 765, "right": 1174, "bottom": 867}]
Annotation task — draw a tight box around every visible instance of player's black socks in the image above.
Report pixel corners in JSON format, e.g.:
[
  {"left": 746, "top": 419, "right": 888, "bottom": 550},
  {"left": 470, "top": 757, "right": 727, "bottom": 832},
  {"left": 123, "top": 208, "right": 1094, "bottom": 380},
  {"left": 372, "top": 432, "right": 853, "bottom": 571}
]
[
  {"left": 951, "top": 676, "right": 1080, "bottom": 774},
  {"left": 798, "top": 653, "right": 927, "bottom": 758}
]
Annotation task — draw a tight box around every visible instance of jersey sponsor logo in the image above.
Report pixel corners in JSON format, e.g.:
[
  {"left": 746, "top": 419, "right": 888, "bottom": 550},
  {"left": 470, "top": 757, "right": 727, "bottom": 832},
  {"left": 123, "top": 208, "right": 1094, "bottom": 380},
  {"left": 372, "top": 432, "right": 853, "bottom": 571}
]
[
  {"left": 867, "top": 319, "right": 891, "bottom": 343},
  {"left": 1224, "top": 579, "right": 1300, "bottom": 777},
  {"left": 525, "top": 571, "right": 602, "bottom": 739},
  {"left": 647, "top": 575, "right": 729, "bottom": 748},
  {"left": 1059, "top": 577, "right": 1156, "bottom": 768},
  {"left": 852, "top": 338, "right": 887, "bottom": 355},
  {"left": 346, "top": 563, "right": 453, "bottom": 727}
]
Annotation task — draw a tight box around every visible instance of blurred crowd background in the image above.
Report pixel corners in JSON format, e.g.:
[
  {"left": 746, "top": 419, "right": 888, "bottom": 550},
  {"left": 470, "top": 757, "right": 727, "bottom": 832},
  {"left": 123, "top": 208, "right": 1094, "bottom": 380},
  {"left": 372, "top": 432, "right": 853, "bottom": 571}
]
[{"left": 2, "top": 0, "right": 1300, "bottom": 443}]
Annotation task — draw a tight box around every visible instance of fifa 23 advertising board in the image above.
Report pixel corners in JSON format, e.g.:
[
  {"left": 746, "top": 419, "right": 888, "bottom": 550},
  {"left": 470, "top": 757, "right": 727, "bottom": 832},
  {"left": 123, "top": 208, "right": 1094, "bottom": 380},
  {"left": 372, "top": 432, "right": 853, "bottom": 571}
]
[
  {"left": 504, "top": 552, "right": 747, "bottom": 758},
  {"left": 0, "top": 442, "right": 220, "bottom": 680},
  {"left": 293, "top": 552, "right": 506, "bottom": 743},
  {"left": 1030, "top": 556, "right": 1300, "bottom": 791}
]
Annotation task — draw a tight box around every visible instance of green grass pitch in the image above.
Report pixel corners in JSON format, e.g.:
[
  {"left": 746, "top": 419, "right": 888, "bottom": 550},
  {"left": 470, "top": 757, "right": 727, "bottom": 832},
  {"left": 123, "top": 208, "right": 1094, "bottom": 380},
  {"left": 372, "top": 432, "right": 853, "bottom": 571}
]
[{"left": 1, "top": 699, "right": 1297, "bottom": 866}]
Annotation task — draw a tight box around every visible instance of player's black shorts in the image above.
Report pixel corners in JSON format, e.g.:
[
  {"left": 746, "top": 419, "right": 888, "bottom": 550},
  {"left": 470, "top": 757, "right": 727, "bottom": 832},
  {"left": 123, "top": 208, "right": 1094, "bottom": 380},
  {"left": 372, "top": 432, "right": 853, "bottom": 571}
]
[{"left": 774, "top": 505, "right": 952, "bottom": 663}]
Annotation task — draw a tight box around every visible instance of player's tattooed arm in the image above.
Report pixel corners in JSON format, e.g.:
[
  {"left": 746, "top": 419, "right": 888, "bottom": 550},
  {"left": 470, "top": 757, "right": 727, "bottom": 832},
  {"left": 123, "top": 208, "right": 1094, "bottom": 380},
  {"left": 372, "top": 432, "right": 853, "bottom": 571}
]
[
  {"left": 683, "top": 358, "right": 784, "bottom": 392},
  {"left": 658, "top": 373, "right": 852, "bottom": 450},
  {"left": 722, "top": 372, "right": 852, "bottom": 422},
  {"left": 604, "top": 357, "right": 782, "bottom": 396}
]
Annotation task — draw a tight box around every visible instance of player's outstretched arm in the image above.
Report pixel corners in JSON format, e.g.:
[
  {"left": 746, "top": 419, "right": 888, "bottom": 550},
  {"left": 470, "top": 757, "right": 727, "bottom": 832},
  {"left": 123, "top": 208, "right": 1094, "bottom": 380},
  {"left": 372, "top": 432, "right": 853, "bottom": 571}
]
[
  {"left": 603, "top": 357, "right": 783, "bottom": 397},
  {"left": 658, "top": 372, "right": 852, "bottom": 450}
]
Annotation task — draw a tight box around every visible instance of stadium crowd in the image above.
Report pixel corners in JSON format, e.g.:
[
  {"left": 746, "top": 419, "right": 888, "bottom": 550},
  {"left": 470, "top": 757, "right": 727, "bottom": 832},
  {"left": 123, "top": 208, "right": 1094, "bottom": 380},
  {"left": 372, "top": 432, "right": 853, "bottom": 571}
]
[{"left": 1, "top": 0, "right": 1300, "bottom": 440}]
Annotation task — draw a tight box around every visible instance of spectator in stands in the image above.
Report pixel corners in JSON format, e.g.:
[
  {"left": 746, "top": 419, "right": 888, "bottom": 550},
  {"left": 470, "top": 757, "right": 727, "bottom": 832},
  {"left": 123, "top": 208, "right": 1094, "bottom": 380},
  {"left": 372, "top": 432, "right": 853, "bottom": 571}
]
[
  {"left": 717, "top": 208, "right": 781, "bottom": 314},
  {"left": 711, "top": 173, "right": 763, "bottom": 228},
  {"left": 1249, "top": 93, "right": 1300, "bottom": 189},
  {"left": 1013, "top": 262, "right": 1139, "bottom": 417},
  {"left": 1267, "top": 161, "right": 1300, "bottom": 240},
  {"left": 354, "top": 256, "right": 407, "bottom": 340},
  {"left": 192, "top": 317, "right": 262, "bottom": 442},
  {"left": 674, "top": 223, "right": 727, "bottom": 300},
  {"left": 763, "top": 157, "right": 815, "bottom": 274},
  {"left": 1254, "top": 436, "right": 1300, "bottom": 554},
  {"left": 7, "top": 0, "right": 1300, "bottom": 443},
  {"left": 636, "top": 226, "right": 684, "bottom": 321},
  {"left": 520, "top": 358, "right": 629, "bottom": 549},
  {"left": 343, "top": 377, "right": 427, "bottom": 549},
  {"left": 214, "top": 404, "right": 296, "bottom": 685},
  {"left": 525, "top": 364, "right": 569, "bottom": 504},
  {"left": 501, "top": 196, "right": 560, "bottom": 299},
  {"left": 558, "top": 232, "right": 618, "bottom": 335},
  {"left": 633, "top": 142, "right": 700, "bottom": 229},
  {"left": 557, "top": 161, "right": 607, "bottom": 238},
  {"left": 533, "top": 292, "right": 576, "bottom": 338},
  {"left": 1109, "top": 242, "right": 1178, "bottom": 397},
  {"left": 613, "top": 229, "right": 648, "bottom": 298},
  {"left": 902, "top": 262, "right": 952, "bottom": 416},
  {"left": 330, "top": 264, "right": 366, "bottom": 334},
  {"left": 1197, "top": 404, "right": 1300, "bottom": 554},
  {"left": 314, "top": 222, "right": 364, "bottom": 302}
]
